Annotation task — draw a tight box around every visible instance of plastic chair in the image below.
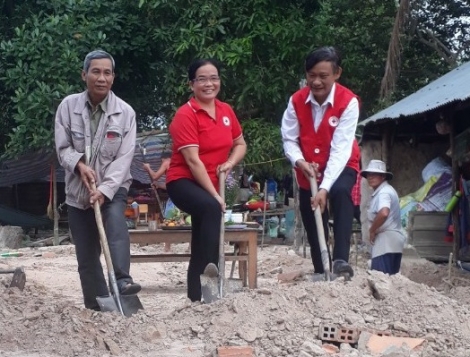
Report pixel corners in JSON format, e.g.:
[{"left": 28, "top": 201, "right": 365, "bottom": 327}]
[{"left": 138, "top": 204, "right": 148, "bottom": 223}]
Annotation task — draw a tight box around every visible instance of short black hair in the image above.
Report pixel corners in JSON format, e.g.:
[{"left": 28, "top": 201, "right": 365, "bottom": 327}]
[
  {"left": 305, "top": 46, "right": 341, "bottom": 73},
  {"left": 187, "top": 58, "right": 221, "bottom": 81}
]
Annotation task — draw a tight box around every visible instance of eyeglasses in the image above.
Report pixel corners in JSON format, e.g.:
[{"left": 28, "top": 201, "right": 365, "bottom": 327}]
[{"left": 193, "top": 76, "right": 220, "bottom": 84}]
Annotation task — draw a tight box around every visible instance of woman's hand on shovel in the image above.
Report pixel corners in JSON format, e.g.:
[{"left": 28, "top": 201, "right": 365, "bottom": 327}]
[{"left": 213, "top": 194, "right": 225, "bottom": 212}]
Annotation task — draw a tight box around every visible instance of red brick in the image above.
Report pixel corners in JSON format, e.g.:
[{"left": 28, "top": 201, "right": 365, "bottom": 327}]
[{"left": 217, "top": 346, "right": 254, "bottom": 357}]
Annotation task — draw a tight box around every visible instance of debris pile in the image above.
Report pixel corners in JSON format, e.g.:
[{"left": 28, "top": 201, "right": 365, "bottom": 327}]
[{"left": 0, "top": 244, "right": 469, "bottom": 356}]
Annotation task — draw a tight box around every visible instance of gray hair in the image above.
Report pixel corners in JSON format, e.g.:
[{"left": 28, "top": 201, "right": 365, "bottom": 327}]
[{"left": 83, "top": 50, "right": 115, "bottom": 73}]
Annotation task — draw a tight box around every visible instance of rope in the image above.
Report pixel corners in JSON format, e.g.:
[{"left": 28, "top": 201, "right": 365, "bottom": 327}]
[{"left": 243, "top": 158, "right": 286, "bottom": 166}]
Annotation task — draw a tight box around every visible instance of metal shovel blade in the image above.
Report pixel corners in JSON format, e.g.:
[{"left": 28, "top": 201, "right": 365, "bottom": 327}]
[
  {"left": 200, "top": 273, "right": 219, "bottom": 303},
  {"left": 10, "top": 267, "right": 26, "bottom": 290},
  {"left": 200, "top": 274, "right": 244, "bottom": 303},
  {"left": 96, "top": 294, "right": 144, "bottom": 317},
  {"left": 200, "top": 262, "right": 244, "bottom": 303}
]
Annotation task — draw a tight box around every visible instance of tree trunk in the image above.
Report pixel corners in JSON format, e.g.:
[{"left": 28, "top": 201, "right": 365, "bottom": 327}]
[{"left": 380, "top": 0, "right": 411, "bottom": 102}]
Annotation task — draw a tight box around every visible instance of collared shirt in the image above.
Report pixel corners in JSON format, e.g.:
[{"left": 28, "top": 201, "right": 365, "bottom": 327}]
[
  {"left": 367, "top": 181, "right": 406, "bottom": 257},
  {"left": 166, "top": 97, "right": 243, "bottom": 190},
  {"left": 86, "top": 96, "right": 108, "bottom": 138},
  {"left": 281, "top": 83, "right": 359, "bottom": 191},
  {"left": 367, "top": 181, "right": 402, "bottom": 233}
]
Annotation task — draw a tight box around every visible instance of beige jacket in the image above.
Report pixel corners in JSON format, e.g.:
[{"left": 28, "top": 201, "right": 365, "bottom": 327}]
[{"left": 55, "top": 90, "right": 136, "bottom": 209}]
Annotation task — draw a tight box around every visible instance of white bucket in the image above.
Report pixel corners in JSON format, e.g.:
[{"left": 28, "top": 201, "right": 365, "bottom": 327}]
[{"left": 225, "top": 212, "right": 243, "bottom": 223}]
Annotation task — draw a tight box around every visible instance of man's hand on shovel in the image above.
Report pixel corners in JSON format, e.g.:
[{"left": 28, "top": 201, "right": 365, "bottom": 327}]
[
  {"left": 77, "top": 161, "right": 97, "bottom": 191},
  {"left": 297, "top": 161, "right": 327, "bottom": 214},
  {"left": 312, "top": 187, "right": 328, "bottom": 214},
  {"left": 90, "top": 188, "right": 105, "bottom": 207}
]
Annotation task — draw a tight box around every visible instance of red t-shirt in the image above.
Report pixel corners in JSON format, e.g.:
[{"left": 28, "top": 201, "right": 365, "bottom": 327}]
[{"left": 166, "top": 97, "right": 243, "bottom": 190}]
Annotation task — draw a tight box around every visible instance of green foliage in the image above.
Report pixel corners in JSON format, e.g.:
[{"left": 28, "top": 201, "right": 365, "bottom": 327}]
[
  {"left": 313, "top": 0, "right": 398, "bottom": 118},
  {"left": 0, "top": 0, "right": 468, "bottom": 163},
  {"left": 140, "top": 0, "right": 321, "bottom": 124},
  {"left": 242, "top": 118, "right": 290, "bottom": 179},
  {"left": 0, "top": 0, "right": 158, "bottom": 157}
]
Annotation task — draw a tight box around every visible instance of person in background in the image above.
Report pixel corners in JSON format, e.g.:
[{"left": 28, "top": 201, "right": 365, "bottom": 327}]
[
  {"left": 362, "top": 160, "right": 405, "bottom": 274},
  {"left": 281, "top": 46, "right": 360, "bottom": 279},
  {"left": 165, "top": 58, "right": 247, "bottom": 302},
  {"left": 143, "top": 155, "right": 173, "bottom": 252},
  {"left": 55, "top": 50, "right": 141, "bottom": 311},
  {"left": 143, "top": 155, "right": 171, "bottom": 190}
]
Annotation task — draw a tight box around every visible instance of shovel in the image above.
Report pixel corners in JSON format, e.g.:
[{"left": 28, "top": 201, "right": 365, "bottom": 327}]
[
  {"left": 91, "top": 183, "right": 144, "bottom": 317},
  {"left": 200, "top": 171, "right": 243, "bottom": 303},
  {"left": 309, "top": 174, "right": 333, "bottom": 282},
  {"left": 0, "top": 267, "right": 26, "bottom": 290},
  {"left": 85, "top": 146, "right": 143, "bottom": 316}
]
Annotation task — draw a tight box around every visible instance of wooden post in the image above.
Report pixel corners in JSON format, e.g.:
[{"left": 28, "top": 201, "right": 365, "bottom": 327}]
[
  {"left": 53, "top": 164, "right": 60, "bottom": 246},
  {"left": 260, "top": 180, "right": 268, "bottom": 250},
  {"left": 450, "top": 119, "right": 460, "bottom": 265},
  {"left": 292, "top": 169, "right": 306, "bottom": 256},
  {"left": 381, "top": 122, "right": 393, "bottom": 165}
]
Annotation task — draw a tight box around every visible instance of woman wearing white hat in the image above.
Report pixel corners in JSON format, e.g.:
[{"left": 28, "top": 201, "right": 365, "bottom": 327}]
[{"left": 361, "top": 160, "right": 406, "bottom": 274}]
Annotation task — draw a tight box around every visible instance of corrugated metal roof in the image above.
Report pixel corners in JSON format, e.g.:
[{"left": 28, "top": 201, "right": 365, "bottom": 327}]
[
  {"left": 0, "top": 132, "right": 171, "bottom": 187},
  {"left": 130, "top": 132, "right": 171, "bottom": 185},
  {"left": 360, "top": 60, "right": 470, "bottom": 128},
  {"left": 0, "top": 151, "right": 61, "bottom": 187}
]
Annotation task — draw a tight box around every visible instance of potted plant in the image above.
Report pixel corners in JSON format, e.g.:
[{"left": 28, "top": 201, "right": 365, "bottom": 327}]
[{"left": 225, "top": 172, "right": 240, "bottom": 221}]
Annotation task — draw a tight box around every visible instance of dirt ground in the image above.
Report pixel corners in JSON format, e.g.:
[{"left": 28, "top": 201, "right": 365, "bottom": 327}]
[{"left": 1, "top": 231, "right": 470, "bottom": 357}]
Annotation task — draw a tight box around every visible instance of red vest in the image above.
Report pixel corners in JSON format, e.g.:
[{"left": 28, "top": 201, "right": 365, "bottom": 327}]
[{"left": 292, "top": 84, "right": 360, "bottom": 190}]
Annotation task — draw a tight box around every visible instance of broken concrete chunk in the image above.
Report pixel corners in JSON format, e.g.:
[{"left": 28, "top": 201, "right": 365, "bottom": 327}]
[
  {"left": 364, "top": 334, "right": 426, "bottom": 354},
  {"left": 367, "top": 277, "right": 391, "bottom": 300},
  {"left": 277, "top": 270, "right": 305, "bottom": 282},
  {"left": 0, "top": 226, "right": 24, "bottom": 249},
  {"left": 300, "top": 341, "right": 325, "bottom": 355}
]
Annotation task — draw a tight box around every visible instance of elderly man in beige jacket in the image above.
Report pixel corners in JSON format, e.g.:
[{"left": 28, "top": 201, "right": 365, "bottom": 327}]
[{"left": 55, "top": 50, "right": 141, "bottom": 311}]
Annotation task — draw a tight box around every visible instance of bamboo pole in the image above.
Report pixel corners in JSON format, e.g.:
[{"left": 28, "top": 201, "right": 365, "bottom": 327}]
[
  {"left": 292, "top": 169, "right": 306, "bottom": 257},
  {"left": 53, "top": 165, "right": 59, "bottom": 246},
  {"left": 450, "top": 119, "right": 460, "bottom": 265},
  {"left": 260, "top": 180, "right": 268, "bottom": 250}
]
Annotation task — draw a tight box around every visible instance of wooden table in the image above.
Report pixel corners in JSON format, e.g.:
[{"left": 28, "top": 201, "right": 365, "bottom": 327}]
[{"left": 129, "top": 228, "right": 258, "bottom": 288}]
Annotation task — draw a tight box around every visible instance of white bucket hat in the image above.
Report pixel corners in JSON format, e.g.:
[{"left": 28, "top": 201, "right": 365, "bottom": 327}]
[{"left": 361, "top": 160, "right": 393, "bottom": 180}]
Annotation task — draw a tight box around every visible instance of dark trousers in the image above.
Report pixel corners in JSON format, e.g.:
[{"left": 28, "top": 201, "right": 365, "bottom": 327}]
[
  {"left": 371, "top": 253, "right": 402, "bottom": 275},
  {"left": 68, "top": 187, "right": 133, "bottom": 309},
  {"left": 167, "top": 179, "right": 221, "bottom": 302},
  {"left": 299, "top": 167, "right": 356, "bottom": 273},
  {"left": 353, "top": 205, "right": 361, "bottom": 224}
]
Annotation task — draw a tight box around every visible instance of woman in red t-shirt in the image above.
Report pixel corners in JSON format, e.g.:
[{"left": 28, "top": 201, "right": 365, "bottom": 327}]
[{"left": 166, "top": 58, "right": 247, "bottom": 302}]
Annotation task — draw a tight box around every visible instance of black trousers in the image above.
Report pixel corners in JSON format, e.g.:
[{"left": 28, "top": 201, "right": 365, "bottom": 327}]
[
  {"left": 166, "top": 179, "right": 221, "bottom": 302},
  {"left": 299, "top": 167, "right": 356, "bottom": 273},
  {"left": 68, "top": 187, "right": 133, "bottom": 309}
]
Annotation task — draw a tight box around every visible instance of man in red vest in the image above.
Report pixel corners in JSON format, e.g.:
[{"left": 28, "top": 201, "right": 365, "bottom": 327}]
[{"left": 281, "top": 46, "right": 360, "bottom": 279}]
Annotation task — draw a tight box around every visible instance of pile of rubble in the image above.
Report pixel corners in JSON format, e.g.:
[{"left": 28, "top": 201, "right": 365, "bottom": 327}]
[{"left": 0, "top": 244, "right": 470, "bottom": 356}]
